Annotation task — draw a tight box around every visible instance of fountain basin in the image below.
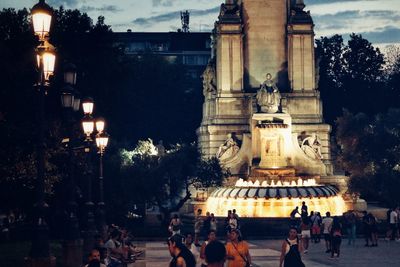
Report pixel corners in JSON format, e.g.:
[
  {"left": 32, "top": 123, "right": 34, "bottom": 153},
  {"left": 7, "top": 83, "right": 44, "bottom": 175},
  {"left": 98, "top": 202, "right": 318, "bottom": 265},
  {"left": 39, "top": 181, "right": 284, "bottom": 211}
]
[{"left": 206, "top": 184, "right": 346, "bottom": 217}]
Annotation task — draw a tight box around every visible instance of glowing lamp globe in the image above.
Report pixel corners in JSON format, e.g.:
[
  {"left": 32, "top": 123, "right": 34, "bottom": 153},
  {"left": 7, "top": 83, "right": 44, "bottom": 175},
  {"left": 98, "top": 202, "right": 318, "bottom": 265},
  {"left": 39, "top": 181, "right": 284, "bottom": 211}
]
[
  {"left": 32, "top": 0, "right": 53, "bottom": 40},
  {"left": 96, "top": 118, "right": 105, "bottom": 133},
  {"left": 82, "top": 98, "right": 94, "bottom": 115}
]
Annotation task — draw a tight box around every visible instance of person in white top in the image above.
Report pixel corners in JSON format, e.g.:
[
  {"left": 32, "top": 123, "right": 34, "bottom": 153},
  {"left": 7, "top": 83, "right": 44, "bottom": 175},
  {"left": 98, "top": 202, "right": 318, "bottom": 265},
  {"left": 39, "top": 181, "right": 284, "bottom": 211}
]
[
  {"left": 386, "top": 208, "right": 399, "bottom": 241},
  {"left": 321, "top": 212, "right": 333, "bottom": 253},
  {"left": 185, "top": 233, "right": 200, "bottom": 266}
]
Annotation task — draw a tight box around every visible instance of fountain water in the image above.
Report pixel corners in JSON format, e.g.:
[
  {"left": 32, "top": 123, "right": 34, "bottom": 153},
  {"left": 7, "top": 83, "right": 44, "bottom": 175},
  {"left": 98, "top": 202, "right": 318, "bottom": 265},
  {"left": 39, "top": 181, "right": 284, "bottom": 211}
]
[{"left": 206, "top": 177, "right": 346, "bottom": 217}]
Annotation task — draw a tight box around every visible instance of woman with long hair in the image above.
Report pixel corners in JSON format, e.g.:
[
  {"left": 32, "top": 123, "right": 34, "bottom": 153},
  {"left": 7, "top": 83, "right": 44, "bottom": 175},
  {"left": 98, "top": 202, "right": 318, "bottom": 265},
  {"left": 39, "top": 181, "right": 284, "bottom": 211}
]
[
  {"left": 225, "top": 229, "right": 252, "bottom": 267},
  {"left": 279, "top": 227, "right": 305, "bottom": 267}
]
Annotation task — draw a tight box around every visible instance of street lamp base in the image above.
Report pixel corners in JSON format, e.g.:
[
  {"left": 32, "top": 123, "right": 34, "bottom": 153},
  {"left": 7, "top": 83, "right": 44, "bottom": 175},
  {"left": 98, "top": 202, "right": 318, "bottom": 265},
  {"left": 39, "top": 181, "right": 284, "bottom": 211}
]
[
  {"left": 25, "top": 256, "right": 56, "bottom": 267},
  {"left": 63, "top": 239, "right": 83, "bottom": 267}
]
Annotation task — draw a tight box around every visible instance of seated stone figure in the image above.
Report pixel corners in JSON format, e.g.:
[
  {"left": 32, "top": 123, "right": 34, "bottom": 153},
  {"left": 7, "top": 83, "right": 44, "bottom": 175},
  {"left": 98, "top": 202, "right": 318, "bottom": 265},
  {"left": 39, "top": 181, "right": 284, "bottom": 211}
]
[
  {"left": 301, "top": 133, "right": 323, "bottom": 160},
  {"left": 216, "top": 134, "right": 240, "bottom": 161}
]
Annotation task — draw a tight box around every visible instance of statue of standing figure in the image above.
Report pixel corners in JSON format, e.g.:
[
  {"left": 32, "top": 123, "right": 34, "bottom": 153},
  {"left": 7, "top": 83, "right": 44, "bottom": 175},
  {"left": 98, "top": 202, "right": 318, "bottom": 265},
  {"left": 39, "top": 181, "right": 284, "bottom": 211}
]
[{"left": 256, "top": 73, "right": 281, "bottom": 113}]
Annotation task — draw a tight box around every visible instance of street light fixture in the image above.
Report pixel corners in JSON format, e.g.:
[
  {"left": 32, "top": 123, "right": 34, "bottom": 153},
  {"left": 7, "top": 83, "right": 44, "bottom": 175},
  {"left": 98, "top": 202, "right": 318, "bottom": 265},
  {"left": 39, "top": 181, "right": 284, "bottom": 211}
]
[
  {"left": 61, "top": 85, "right": 75, "bottom": 109},
  {"left": 32, "top": 0, "right": 52, "bottom": 41},
  {"left": 29, "top": 1, "right": 56, "bottom": 266},
  {"left": 64, "top": 63, "right": 77, "bottom": 86},
  {"left": 82, "top": 97, "right": 94, "bottom": 115},
  {"left": 95, "top": 117, "right": 105, "bottom": 133},
  {"left": 61, "top": 65, "right": 83, "bottom": 267},
  {"left": 95, "top": 130, "right": 109, "bottom": 239}
]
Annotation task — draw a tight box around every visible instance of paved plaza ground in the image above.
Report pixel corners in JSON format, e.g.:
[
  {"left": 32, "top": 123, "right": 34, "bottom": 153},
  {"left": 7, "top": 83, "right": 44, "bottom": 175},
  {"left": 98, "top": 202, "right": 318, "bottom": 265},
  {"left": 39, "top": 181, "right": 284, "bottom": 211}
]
[{"left": 131, "top": 238, "right": 400, "bottom": 267}]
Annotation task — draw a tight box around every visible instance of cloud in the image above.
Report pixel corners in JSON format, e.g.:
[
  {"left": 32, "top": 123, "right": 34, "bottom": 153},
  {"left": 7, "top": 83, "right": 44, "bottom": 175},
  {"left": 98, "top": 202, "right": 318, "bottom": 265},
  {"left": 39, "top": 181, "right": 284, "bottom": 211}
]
[
  {"left": 359, "top": 26, "right": 400, "bottom": 44},
  {"left": 314, "top": 9, "right": 400, "bottom": 34},
  {"left": 133, "top": 6, "right": 219, "bottom": 27},
  {"left": 152, "top": 0, "right": 174, "bottom": 7},
  {"left": 48, "top": 0, "right": 78, "bottom": 8},
  {"left": 306, "top": 0, "right": 370, "bottom": 5},
  {"left": 80, "top": 5, "right": 122, "bottom": 13}
]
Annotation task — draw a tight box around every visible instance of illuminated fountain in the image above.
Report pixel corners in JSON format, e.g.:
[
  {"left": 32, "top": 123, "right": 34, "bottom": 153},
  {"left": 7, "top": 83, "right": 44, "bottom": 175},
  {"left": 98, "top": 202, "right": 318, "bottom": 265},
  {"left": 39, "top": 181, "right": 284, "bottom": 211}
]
[
  {"left": 206, "top": 178, "right": 346, "bottom": 218},
  {"left": 196, "top": 0, "right": 363, "bottom": 218}
]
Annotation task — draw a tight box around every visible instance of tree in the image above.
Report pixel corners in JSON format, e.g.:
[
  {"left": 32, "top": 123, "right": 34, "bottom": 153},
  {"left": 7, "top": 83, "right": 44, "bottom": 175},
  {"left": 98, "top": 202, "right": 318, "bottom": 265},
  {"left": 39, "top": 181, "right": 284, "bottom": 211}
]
[
  {"left": 316, "top": 34, "right": 387, "bottom": 122},
  {"left": 118, "top": 140, "right": 228, "bottom": 224},
  {"left": 336, "top": 109, "right": 400, "bottom": 206},
  {"left": 315, "top": 34, "right": 345, "bottom": 123}
]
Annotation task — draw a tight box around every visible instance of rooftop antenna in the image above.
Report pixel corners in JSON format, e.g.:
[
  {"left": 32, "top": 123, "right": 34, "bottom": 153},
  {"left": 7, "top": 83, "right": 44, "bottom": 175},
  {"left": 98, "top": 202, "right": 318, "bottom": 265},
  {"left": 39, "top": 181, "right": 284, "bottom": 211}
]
[{"left": 181, "top": 10, "right": 190, "bottom": 33}]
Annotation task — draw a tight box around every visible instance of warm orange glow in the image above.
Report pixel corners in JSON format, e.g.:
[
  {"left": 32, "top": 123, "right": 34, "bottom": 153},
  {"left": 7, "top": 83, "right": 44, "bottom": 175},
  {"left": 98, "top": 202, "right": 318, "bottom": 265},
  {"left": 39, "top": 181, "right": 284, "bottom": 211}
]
[{"left": 205, "top": 195, "right": 346, "bottom": 217}]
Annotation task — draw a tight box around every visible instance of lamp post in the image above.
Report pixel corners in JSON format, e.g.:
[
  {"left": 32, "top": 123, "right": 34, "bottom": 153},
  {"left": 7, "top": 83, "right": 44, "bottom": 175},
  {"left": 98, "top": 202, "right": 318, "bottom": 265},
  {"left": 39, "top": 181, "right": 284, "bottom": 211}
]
[
  {"left": 60, "top": 64, "right": 83, "bottom": 267},
  {"left": 95, "top": 121, "right": 109, "bottom": 239},
  {"left": 81, "top": 98, "right": 98, "bottom": 254},
  {"left": 29, "top": 1, "right": 56, "bottom": 266}
]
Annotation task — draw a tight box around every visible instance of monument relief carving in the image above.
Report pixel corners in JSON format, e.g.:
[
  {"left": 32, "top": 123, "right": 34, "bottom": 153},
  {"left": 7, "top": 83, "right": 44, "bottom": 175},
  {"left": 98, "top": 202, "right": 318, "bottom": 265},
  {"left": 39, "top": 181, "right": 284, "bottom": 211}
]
[
  {"left": 299, "top": 133, "right": 323, "bottom": 160},
  {"left": 202, "top": 62, "right": 217, "bottom": 95},
  {"left": 216, "top": 133, "right": 241, "bottom": 161},
  {"left": 256, "top": 73, "right": 281, "bottom": 113}
]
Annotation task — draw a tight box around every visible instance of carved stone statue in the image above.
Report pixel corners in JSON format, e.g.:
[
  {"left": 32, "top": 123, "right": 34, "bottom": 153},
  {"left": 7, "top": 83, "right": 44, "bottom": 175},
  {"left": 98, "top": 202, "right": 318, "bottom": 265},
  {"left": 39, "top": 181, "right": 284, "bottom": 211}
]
[
  {"left": 300, "top": 133, "right": 323, "bottom": 160},
  {"left": 256, "top": 73, "right": 281, "bottom": 113},
  {"left": 202, "top": 61, "right": 217, "bottom": 95},
  {"left": 216, "top": 133, "right": 240, "bottom": 161}
]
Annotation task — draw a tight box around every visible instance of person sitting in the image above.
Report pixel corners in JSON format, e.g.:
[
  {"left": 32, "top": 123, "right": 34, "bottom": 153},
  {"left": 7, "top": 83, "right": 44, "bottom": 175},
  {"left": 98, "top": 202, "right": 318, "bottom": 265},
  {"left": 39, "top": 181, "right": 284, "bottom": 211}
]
[{"left": 84, "top": 249, "right": 106, "bottom": 267}]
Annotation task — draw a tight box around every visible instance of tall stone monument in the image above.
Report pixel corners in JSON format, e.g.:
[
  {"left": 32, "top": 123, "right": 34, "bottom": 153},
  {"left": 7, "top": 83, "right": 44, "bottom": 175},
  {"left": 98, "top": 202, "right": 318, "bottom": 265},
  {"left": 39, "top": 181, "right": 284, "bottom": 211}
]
[{"left": 197, "top": 0, "right": 366, "bottom": 216}]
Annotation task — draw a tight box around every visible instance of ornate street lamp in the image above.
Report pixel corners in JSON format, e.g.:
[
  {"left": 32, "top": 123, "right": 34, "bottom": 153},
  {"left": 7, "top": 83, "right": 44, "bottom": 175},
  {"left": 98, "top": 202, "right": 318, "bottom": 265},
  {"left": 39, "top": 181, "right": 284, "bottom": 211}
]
[
  {"left": 64, "top": 63, "right": 77, "bottom": 86},
  {"left": 95, "top": 130, "right": 109, "bottom": 239},
  {"left": 81, "top": 99, "right": 97, "bottom": 255},
  {"left": 29, "top": 1, "right": 56, "bottom": 266},
  {"left": 60, "top": 65, "right": 83, "bottom": 267}
]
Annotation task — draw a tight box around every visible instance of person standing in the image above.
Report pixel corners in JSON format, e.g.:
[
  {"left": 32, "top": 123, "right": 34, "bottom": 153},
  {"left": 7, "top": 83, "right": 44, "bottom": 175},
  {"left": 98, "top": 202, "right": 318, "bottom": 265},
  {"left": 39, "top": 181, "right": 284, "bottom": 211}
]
[
  {"left": 300, "top": 217, "right": 311, "bottom": 253},
  {"left": 205, "top": 241, "right": 226, "bottom": 267},
  {"left": 200, "top": 230, "right": 217, "bottom": 267},
  {"left": 225, "top": 229, "right": 252, "bottom": 267},
  {"left": 330, "top": 217, "right": 342, "bottom": 259},
  {"left": 185, "top": 233, "right": 200, "bottom": 265},
  {"left": 168, "top": 234, "right": 196, "bottom": 267},
  {"left": 345, "top": 210, "right": 357, "bottom": 246},
  {"left": 321, "top": 212, "right": 333, "bottom": 253},
  {"left": 232, "top": 209, "right": 240, "bottom": 229},
  {"left": 289, "top": 207, "right": 300, "bottom": 228},
  {"left": 203, "top": 212, "right": 212, "bottom": 240},
  {"left": 279, "top": 227, "right": 305, "bottom": 267},
  {"left": 310, "top": 211, "right": 321, "bottom": 243},
  {"left": 362, "top": 211, "right": 372, "bottom": 246},
  {"left": 170, "top": 214, "right": 183, "bottom": 236},
  {"left": 301, "top": 202, "right": 308, "bottom": 220},
  {"left": 194, "top": 209, "right": 203, "bottom": 246},
  {"left": 210, "top": 213, "right": 218, "bottom": 232},
  {"left": 368, "top": 213, "right": 378, "bottom": 246},
  {"left": 386, "top": 208, "right": 399, "bottom": 241}
]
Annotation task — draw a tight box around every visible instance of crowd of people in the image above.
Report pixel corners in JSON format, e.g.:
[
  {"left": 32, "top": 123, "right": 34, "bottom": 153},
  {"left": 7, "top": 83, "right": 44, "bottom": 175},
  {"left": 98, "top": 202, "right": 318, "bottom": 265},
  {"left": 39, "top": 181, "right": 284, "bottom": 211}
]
[
  {"left": 83, "top": 224, "right": 144, "bottom": 267},
  {"left": 168, "top": 209, "right": 251, "bottom": 267}
]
